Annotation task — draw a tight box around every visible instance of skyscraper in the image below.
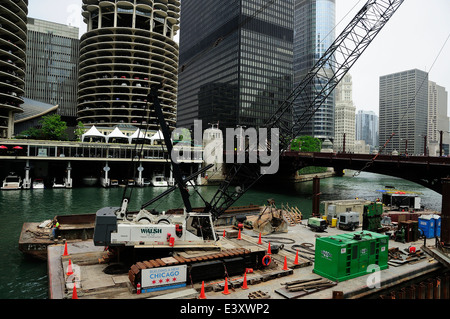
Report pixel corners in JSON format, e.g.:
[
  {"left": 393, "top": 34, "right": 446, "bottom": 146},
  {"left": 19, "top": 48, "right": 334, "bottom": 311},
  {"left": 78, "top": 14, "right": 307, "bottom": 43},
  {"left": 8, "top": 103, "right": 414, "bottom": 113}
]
[
  {"left": 25, "top": 18, "right": 80, "bottom": 124},
  {"left": 177, "top": 0, "right": 294, "bottom": 133},
  {"left": 428, "top": 81, "right": 449, "bottom": 155},
  {"left": 379, "top": 69, "right": 428, "bottom": 155},
  {"left": 293, "top": 0, "right": 336, "bottom": 141},
  {"left": 77, "top": 0, "right": 180, "bottom": 131},
  {"left": 0, "top": 0, "right": 28, "bottom": 138},
  {"left": 356, "top": 110, "right": 379, "bottom": 151},
  {"left": 334, "top": 73, "right": 355, "bottom": 152}
]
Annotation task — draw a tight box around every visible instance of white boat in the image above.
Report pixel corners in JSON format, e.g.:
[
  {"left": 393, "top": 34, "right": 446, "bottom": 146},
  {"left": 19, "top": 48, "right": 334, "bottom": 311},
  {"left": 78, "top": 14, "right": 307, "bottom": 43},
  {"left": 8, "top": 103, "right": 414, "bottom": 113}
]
[
  {"left": 151, "top": 174, "right": 168, "bottom": 187},
  {"left": 32, "top": 178, "right": 45, "bottom": 189},
  {"left": 52, "top": 177, "right": 66, "bottom": 188},
  {"left": 82, "top": 176, "right": 98, "bottom": 186},
  {"left": 110, "top": 179, "right": 119, "bottom": 187},
  {"left": 100, "top": 177, "right": 109, "bottom": 188},
  {"left": 1, "top": 173, "right": 22, "bottom": 190}
]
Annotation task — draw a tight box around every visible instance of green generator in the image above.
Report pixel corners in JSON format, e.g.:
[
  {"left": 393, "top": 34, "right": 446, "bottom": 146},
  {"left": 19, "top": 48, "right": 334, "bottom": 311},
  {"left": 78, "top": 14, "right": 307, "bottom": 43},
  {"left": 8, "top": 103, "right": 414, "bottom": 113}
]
[
  {"left": 363, "top": 202, "right": 383, "bottom": 232},
  {"left": 313, "top": 231, "right": 389, "bottom": 282}
]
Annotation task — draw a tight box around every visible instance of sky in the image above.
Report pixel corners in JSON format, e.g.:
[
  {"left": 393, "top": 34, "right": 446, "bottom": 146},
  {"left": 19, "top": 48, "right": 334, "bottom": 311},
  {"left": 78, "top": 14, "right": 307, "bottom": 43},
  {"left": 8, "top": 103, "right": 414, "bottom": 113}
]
[{"left": 27, "top": 0, "right": 450, "bottom": 117}]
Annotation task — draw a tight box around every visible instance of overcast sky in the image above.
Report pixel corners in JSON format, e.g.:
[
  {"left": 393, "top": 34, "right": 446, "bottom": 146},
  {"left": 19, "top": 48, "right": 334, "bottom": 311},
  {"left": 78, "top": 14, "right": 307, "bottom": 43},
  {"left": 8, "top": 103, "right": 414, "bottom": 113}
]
[{"left": 28, "top": 0, "right": 450, "bottom": 116}]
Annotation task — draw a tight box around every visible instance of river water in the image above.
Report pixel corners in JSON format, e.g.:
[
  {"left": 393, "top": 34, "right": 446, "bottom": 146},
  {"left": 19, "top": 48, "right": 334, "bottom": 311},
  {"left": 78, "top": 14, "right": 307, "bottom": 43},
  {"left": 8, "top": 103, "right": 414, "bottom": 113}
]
[{"left": 0, "top": 171, "right": 442, "bottom": 299}]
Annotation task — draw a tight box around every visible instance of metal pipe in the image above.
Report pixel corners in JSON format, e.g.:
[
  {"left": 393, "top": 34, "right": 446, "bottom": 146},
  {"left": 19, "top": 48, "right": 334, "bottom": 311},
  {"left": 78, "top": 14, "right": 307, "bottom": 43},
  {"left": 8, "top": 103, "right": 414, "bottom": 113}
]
[
  {"left": 407, "top": 285, "right": 416, "bottom": 299},
  {"left": 426, "top": 280, "right": 433, "bottom": 299},
  {"left": 444, "top": 274, "right": 450, "bottom": 299},
  {"left": 434, "top": 278, "right": 441, "bottom": 299},
  {"left": 441, "top": 178, "right": 450, "bottom": 246}
]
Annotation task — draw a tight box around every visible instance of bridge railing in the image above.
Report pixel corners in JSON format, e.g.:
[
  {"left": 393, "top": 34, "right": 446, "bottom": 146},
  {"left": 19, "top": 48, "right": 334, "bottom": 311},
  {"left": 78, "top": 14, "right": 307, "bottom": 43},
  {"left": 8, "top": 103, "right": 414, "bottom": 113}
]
[{"left": 282, "top": 151, "right": 450, "bottom": 165}]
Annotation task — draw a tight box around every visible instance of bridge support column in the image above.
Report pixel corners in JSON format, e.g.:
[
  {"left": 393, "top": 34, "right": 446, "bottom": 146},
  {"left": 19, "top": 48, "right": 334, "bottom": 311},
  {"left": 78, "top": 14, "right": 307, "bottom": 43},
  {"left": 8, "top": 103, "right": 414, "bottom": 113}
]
[
  {"left": 168, "top": 166, "right": 174, "bottom": 186},
  {"left": 197, "top": 164, "right": 202, "bottom": 185},
  {"left": 441, "top": 178, "right": 450, "bottom": 248},
  {"left": 334, "top": 167, "right": 345, "bottom": 177},
  {"left": 137, "top": 164, "right": 144, "bottom": 187},
  {"left": 23, "top": 160, "right": 31, "bottom": 189},
  {"left": 312, "top": 176, "right": 321, "bottom": 217},
  {"left": 102, "top": 162, "right": 110, "bottom": 187},
  {"left": 66, "top": 162, "right": 73, "bottom": 188}
]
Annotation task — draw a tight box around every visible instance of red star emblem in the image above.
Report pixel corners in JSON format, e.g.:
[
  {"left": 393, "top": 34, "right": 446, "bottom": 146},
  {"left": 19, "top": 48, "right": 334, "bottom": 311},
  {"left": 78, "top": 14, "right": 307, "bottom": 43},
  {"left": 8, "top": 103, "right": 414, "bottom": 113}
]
[
  {"left": 159, "top": 279, "right": 163, "bottom": 284},
  {"left": 152, "top": 280, "right": 156, "bottom": 284},
  {"left": 166, "top": 278, "right": 170, "bottom": 283},
  {"left": 172, "top": 278, "right": 177, "bottom": 282}
]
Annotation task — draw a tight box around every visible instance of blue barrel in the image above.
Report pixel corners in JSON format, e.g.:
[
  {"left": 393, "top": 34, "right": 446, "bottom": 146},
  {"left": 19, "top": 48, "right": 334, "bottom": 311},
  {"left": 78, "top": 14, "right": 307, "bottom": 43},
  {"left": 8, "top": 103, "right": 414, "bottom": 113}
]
[
  {"left": 433, "top": 215, "right": 441, "bottom": 237},
  {"left": 418, "top": 216, "right": 435, "bottom": 239}
]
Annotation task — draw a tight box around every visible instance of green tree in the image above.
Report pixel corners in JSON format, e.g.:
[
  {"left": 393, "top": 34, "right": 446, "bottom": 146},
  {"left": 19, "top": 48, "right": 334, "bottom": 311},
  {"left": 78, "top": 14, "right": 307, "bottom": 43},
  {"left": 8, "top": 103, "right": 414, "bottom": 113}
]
[
  {"left": 40, "top": 114, "right": 68, "bottom": 140},
  {"left": 16, "top": 127, "right": 41, "bottom": 139},
  {"left": 291, "top": 136, "right": 322, "bottom": 152},
  {"left": 74, "top": 121, "right": 86, "bottom": 141}
]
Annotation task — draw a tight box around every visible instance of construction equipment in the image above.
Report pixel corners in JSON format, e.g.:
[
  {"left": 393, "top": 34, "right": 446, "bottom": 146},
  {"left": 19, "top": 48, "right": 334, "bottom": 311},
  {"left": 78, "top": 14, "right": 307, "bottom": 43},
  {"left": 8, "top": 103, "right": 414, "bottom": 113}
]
[
  {"left": 307, "top": 217, "right": 328, "bottom": 232},
  {"left": 252, "top": 199, "right": 288, "bottom": 235},
  {"left": 338, "top": 212, "right": 359, "bottom": 231},
  {"left": 363, "top": 202, "right": 384, "bottom": 232},
  {"left": 313, "top": 231, "right": 389, "bottom": 282},
  {"left": 94, "top": 0, "right": 405, "bottom": 252},
  {"left": 94, "top": 85, "right": 219, "bottom": 249},
  {"left": 202, "top": 0, "right": 405, "bottom": 222}
]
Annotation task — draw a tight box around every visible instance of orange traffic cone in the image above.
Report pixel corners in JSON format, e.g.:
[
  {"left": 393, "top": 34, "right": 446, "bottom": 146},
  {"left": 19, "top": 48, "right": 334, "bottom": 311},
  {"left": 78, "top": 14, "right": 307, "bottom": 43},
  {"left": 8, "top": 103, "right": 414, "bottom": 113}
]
[
  {"left": 237, "top": 229, "right": 242, "bottom": 240},
  {"left": 198, "top": 281, "right": 207, "bottom": 299},
  {"left": 222, "top": 277, "right": 231, "bottom": 295},
  {"left": 63, "top": 242, "right": 69, "bottom": 256},
  {"left": 66, "top": 259, "right": 74, "bottom": 276},
  {"left": 282, "top": 256, "right": 289, "bottom": 271},
  {"left": 257, "top": 233, "right": 263, "bottom": 245},
  {"left": 242, "top": 273, "right": 249, "bottom": 290},
  {"left": 72, "top": 284, "right": 78, "bottom": 299},
  {"left": 294, "top": 250, "right": 299, "bottom": 265},
  {"left": 267, "top": 242, "right": 271, "bottom": 254}
]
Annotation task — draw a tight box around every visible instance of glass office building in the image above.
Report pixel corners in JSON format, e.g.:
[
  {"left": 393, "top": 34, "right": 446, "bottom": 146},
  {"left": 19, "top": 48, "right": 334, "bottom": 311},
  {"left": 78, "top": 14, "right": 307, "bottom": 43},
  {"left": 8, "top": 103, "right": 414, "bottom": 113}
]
[
  {"left": 293, "top": 0, "right": 335, "bottom": 141},
  {"left": 177, "top": 0, "right": 294, "bottom": 134},
  {"left": 25, "top": 18, "right": 80, "bottom": 124},
  {"left": 379, "top": 69, "right": 428, "bottom": 155},
  {"left": 356, "top": 110, "right": 379, "bottom": 151}
]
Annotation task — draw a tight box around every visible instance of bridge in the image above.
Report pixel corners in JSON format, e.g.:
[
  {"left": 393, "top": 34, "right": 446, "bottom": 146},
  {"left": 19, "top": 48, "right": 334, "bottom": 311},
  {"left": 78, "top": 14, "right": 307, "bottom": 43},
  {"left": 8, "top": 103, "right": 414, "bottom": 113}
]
[{"left": 281, "top": 151, "right": 450, "bottom": 194}]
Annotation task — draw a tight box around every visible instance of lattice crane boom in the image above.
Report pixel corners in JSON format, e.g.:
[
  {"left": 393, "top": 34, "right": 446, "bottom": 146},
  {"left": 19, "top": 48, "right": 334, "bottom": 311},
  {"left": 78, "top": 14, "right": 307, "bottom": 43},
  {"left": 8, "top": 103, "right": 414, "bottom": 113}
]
[{"left": 205, "top": 0, "right": 405, "bottom": 220}]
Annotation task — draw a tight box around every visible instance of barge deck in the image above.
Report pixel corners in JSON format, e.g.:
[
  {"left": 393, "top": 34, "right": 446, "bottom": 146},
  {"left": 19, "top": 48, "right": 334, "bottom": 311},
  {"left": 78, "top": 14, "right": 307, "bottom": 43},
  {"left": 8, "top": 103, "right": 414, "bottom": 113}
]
[{"left": 47, "top": 220, "right": 448, "bottom": 300}]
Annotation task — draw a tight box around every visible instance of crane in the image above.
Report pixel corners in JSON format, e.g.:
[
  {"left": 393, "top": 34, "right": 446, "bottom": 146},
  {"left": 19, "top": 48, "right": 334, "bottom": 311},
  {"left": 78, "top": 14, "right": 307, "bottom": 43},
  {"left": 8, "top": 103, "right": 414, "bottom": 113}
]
[
  {"left": 204, "top": 0, "right": 405, "bottom": 221},
  {"left": 93, "top": 0, "right": 405, "bottom": 249}
]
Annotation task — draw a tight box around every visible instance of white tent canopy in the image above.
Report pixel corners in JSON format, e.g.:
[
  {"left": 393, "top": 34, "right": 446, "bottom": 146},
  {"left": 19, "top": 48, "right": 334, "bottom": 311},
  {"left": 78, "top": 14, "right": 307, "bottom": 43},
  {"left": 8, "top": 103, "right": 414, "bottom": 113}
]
[
  {"left": 107, "top": 127, "right": 130, "bottom": 143},
  {"left": 82, "top": 125, "right": 106, "bottom": 142},
  {"left": 150, "top": 130, "right": 164, "bottom": 140},
  {"left": 130, "top": 129, "right": 151, "bottom": 143}
]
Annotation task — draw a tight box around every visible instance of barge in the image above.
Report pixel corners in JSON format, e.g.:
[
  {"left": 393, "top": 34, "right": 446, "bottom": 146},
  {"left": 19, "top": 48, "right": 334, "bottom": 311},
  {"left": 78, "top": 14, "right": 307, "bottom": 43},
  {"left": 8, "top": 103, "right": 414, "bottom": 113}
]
[
  {"left": 47, "top": 220, "right": 449, "bottom": 300},
  {"left": 18, "top": 205, "right": 262, "bottom": 260},
  {"left": 19, "top": 213, "right": 96, "bottom": 260}
]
